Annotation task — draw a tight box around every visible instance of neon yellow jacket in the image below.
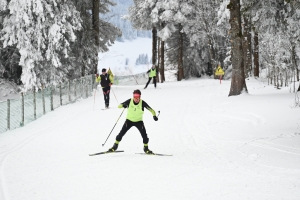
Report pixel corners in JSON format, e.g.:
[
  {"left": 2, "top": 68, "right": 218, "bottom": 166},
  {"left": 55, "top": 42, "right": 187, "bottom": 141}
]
[{"left": 118, "top": 98, "right": 156, "bottom": 122}]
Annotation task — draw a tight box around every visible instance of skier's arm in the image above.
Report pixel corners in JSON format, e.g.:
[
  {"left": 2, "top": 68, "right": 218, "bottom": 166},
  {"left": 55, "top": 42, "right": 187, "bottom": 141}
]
[
  {"left": 95, "top": 76, "right": 101, "bottom": 83},
  {"left": 142, "top": 101, "right": 156, "bottom": 116},
  {"left": 118, "top": 99, "right": 131, "bottom": 108}
]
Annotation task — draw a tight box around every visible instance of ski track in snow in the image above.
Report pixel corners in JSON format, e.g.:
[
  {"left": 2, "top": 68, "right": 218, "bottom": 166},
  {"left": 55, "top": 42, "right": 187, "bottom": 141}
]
[
  {"left": 0, "top": 104, "right": 95, "bottom": 200},
  {"left": 0, "top": 79, "right": 300, "bottom": 199}
]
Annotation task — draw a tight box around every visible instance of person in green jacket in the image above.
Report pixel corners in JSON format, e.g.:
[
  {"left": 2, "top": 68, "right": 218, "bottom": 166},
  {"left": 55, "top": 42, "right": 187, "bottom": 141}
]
[
  {"left": 95, "top": 68, "right": 114, "bottom": 109},
  {"left": 108, "top": 89, "right": 158, "bottom": 154},
  {"left": 144, "top": 65, "right": 157, "bottom": 89}
]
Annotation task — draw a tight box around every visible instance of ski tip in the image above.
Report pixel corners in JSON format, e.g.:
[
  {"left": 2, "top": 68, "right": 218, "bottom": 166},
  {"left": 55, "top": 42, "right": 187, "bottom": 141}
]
[{"left": 89, "top": 150, "right": 124, "bottom": 156}]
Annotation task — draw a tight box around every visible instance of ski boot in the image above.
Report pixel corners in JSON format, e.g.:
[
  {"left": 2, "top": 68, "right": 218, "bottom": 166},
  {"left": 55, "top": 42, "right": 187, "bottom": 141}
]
[
  {"left": 108, "top": 142, "right": 119, "bottom": 152},
  {"left": 143, "top": 145, "right": 153, "bottom": 154}
]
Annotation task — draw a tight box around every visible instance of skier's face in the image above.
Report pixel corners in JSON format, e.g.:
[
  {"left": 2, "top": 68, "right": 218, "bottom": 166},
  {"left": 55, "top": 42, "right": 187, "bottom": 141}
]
[{"left": 133, "top": 94, "right": 140, "bottom": 103}]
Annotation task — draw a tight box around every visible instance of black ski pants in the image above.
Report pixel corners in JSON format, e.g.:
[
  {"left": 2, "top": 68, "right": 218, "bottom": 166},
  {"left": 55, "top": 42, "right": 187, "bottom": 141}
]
[
  {"left": 116, "top": 120, "right": 149, "bottom": 144},
  {"left": 145, "top": 77, "right": 156, "bottom": 88},
  {"left": 102, "top": 86, "right": 110, "bottom": 107}
]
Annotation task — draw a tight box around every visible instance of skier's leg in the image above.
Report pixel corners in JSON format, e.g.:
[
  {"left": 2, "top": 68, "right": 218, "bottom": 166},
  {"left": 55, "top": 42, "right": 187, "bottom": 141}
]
[
  {"left": 144, "top": 78, "right": 152, "bottom": 89},
  {"left": 106, "top": 89, "right": 110, "bottom": 108},
  {"left": 135, "top": 121, "right": 152, "bottom": 153},
  {"left": 109, "top": 120, "right": 132, "bottom": 152},
  {"left": 115, "top": 120, "right": 133, "bottom": 142}
]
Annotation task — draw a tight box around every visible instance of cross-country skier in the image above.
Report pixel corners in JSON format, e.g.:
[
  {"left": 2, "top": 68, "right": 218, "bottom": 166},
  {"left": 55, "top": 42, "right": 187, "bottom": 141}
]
[
  {"left": 95, "top": 68, "right": 113, "bottom": 109},
  {"left": 108, "top": 89, "right": 158, "bottom": 154},
  {"left": 144, "top": 65, "right": 157, "bottom": 89}
]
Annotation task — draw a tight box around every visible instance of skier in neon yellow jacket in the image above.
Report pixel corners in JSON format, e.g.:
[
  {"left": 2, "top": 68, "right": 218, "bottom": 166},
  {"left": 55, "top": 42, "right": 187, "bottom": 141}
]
[
  {"left": 144, "top": 65, "right": 157, "bottom": 89},
  {"left": 108, "top": 89, "right": 158, "bottom": 154}
]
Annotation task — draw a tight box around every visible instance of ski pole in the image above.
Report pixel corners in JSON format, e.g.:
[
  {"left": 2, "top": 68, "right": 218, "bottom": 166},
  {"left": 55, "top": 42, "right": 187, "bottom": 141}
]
[
  {"left": 102, "top": 108, "right": 125, "bottom": 146},
  {"left": 111, "top": 87, "right": 119, "bottom": 104},
  {"left": 157, "top": 111, "right": 160, "bottom": 117},
  {"left": 128, "top": 67, "right": 139, "bottom": 85}
]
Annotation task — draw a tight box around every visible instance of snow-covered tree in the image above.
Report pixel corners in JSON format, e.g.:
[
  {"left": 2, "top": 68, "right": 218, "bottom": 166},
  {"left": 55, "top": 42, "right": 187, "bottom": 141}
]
[
  {"left": 0, "top": 8, "right": 21, "bottom": 84},
  {"left": 0, "top": 0, "right": 82, "bottom": 91},
  {"left": 100, "top": 0, "right": 151, "bottom": 41}
]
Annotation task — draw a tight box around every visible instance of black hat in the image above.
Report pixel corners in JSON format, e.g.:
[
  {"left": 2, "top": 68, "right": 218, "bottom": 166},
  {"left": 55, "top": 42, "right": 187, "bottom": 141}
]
[
  {"left": 133, "top": 89, "right": 141, "bottom": 95},
  {"left": 102, "top": 68, "right": 106, "bottom": 72}
]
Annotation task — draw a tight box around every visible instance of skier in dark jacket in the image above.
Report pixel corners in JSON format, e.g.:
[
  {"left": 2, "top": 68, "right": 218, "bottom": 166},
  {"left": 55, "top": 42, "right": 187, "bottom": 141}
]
[
  {"left": 96, "top": 68, "right": 114, "bottom": 108},
  {"left": 108, "top": 89, "right": 158, "bottom": 154},
  {"left": 144, "top": 65, "right": 157, "bottom": 89}
]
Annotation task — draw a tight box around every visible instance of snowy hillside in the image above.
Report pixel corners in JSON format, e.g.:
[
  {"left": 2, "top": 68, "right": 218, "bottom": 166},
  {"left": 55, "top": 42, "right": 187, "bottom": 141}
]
[
  {"left": 0, "top": 77, "right": 299, "bottom": 200},
  {"left": 98, "top": 38, "right": 153, "bottom": 76}
]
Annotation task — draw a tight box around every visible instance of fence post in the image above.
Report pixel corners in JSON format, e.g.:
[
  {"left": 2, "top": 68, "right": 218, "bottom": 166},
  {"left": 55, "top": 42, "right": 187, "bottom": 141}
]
[
  {"left": 50, "top": 86, "right": 54, "bottom": 111},
  {"left": 68, "top": 80, "right": 71, "bottom": 102},
  {"left": 33, "top": 87, "right": 36, "bottom": 120},
  {"left": 60, "top": 83, "right": 62, "bottom": 106},
  {"left": 21, "top": 92, "right": 24, "bottom": 126},
  {"left": 42, "top": 85, "right": 45, "bottom": 115},
  {"left": 7, "top": 99, "right": 10, "bottom": 130}
]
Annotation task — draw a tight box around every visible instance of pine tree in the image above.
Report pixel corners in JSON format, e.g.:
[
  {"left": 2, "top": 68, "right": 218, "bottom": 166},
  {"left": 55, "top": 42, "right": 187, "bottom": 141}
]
[{"left": 1, "top": 0, "right": 82, "bottom": 90}]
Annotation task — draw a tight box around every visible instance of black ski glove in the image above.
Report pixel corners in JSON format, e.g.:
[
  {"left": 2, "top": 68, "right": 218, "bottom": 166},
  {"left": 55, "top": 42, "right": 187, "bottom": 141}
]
[
  {"left": 153, "top": 116, "right": 158, "bottom": 121},
  {"left": 123, "top": 104, "right": 127, "bottom": 108}
]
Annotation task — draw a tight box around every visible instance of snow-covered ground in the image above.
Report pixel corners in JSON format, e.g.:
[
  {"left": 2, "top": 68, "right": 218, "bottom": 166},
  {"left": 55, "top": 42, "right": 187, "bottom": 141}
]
[
  {"left": 98, "top": 38, "right": 153, "bottom": 76},
  {"left": 0, "top": 76, "right": 300, "bottom": 200}
]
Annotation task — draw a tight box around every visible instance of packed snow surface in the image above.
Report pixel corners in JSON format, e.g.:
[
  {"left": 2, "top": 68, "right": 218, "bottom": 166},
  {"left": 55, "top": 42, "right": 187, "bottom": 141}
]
[{"left": 0, "top": 76, "right": 300, "bottom": 200}]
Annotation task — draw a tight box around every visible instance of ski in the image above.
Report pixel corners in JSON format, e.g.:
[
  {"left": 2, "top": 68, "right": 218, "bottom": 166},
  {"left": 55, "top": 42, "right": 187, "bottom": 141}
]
[
  {"left": 89, "top": 150, "right": 124, "bottom": 156},
  {"left": 135, "top": 153, "right": 172, "bottom": 156}
]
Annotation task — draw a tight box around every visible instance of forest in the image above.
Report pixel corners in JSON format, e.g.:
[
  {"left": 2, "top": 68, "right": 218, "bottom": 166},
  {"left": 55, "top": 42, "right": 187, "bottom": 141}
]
[{"left": 0, "top": 0, "right": 299, "bottom": 96}]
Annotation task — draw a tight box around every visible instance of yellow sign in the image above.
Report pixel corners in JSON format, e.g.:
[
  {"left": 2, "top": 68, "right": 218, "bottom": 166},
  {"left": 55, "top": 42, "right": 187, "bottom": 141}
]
[{"left": 215, "top": 66, "right": 224, "bottom": 76}]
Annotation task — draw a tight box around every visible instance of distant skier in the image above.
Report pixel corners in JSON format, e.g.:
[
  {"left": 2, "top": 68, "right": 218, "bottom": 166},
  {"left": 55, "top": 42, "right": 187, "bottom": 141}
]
[
  {"left": 108, "top": 89, "right": 158, "bottom": 154},
  {"left": 144, "top": 65, "right": 157, "bottom": 89},
  {"left": 95, "top": 68, "right": 114, "bottom": 109}
]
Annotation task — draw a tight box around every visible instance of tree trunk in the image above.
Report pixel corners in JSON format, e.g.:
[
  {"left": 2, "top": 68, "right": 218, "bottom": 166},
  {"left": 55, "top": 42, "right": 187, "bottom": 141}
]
[
  {"left": 178, "top": 27, "right": 184, "bottom": 81},
  {"left": 228, "top": 0, "right": 248, "bottom": 96},
  {"left": 291, "top": 44, "right": 299, "bottom": 82},
  {"left": 92, "top": 0, "right": 100, "bottom": 74},
  {"left": 82, "top": 65, "right": 85, "bottom": 77},
  {"left": 253, "top": 29, "right": 259, "bottom": 77},
  {"left": 160, "top": 40, "right": 165, "bottom": 83},
  {"left": 247, "top": 17, "right": 252, "bottom": 76},
  {"left": 207, "top": 37, "right": 216, "bottom": 76},
  {"left": 243, "top": 14, "right": 252, "bottom": 78},
  {"left": 152, "top": 27, "right": 157, "bottom": 66},
  {"left": 157, "top": 38, "right": 160, "bottom": 83}
]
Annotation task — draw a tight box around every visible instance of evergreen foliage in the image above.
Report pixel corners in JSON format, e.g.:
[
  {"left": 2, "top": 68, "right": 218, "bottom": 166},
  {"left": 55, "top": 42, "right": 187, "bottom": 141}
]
[
  {"left": 0, "top": 0, "right": 121, "bottom": 91},
  {"left": 100, "top": 0, "right": 151, "bottom": 41},
  {"left": 135, "top": 54, "right": 149, "bottom": 65},
  {"left": 126, "top": 0, "right": 300, "bottom": 92},
  {"left": 1, "top": 0, "right": 300, "bottom": 93}
]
